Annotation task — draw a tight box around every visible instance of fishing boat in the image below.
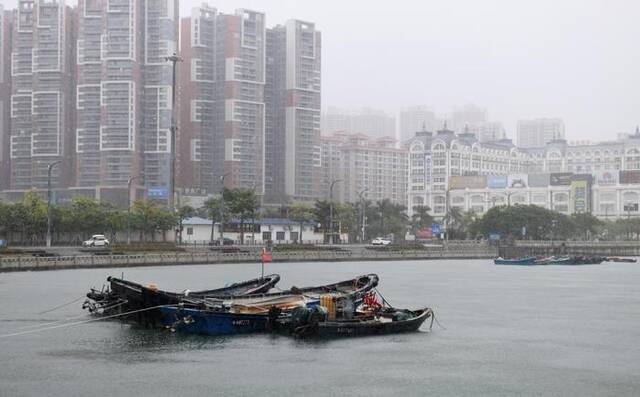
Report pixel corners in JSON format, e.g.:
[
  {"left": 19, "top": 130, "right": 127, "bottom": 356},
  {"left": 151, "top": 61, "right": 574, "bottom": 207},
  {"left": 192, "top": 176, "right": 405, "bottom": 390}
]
[
  {"left": 82, "top": 274, "right": 281, "bottom": 324},
  {"left": 565, "top": 256, "right": 606, "bottom": 265},
  {"left": 606, "top": 257, "right": 637, "bottom": 263},
  {"left": 160, "top": 274, "right": 380, "bottom": 336},
  {"left": 494, "top": 256, "right": 537, "bottom": 265},
  {"left": 292, "top": 307, "right": 434, "bottom": 338},
  {"left": 544, "top": 256, "right": 573, "bottom": 265}
]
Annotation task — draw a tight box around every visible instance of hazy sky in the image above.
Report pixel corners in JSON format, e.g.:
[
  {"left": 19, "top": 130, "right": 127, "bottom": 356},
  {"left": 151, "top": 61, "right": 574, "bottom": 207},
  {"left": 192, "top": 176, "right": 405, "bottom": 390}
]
[{"left": 4, "top": 0, "right": 639, "bottom": 141}]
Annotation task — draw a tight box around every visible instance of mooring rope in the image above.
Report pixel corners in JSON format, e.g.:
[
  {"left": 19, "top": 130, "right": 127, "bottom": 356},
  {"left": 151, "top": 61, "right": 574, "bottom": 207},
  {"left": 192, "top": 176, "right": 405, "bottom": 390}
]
[
  {"left": 0, "top": 304, "right": 178, "bottom": 339},
  {"left": 431, "top": 310, "right": 446, "bottom": 330},
  {"left": 38, "top": 296, "right": 86, "bottom": 315},
  {"left": 14, "top": 299, "right": 130, "bottom": 332}
]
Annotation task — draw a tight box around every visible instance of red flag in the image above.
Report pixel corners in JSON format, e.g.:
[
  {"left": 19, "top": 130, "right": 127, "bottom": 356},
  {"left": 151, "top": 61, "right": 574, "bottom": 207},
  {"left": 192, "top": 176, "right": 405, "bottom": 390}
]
[{"left": 261, "top": 248, "right": 272, "bottom": 262}]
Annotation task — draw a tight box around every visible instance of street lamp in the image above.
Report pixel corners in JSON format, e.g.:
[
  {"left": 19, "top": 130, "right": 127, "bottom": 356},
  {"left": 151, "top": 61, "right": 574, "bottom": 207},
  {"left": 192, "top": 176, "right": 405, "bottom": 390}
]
[
  {"left": 165, "top": 52, "right": 182, "bottom": 215},
  {"left": 46, "top": 160, "right": 62, "bottom": 248},
  {"left": 328, "top": 179, "right": 342, "bottom": 244},
  {"left": 127, "top": 175, "right": 142, "bottom": 245},
  {"left": 358, "top": 188, "right": 368, "bottom": 243},
  {"left": 219, "top": 173, "right": 230, "bottom": 246}
]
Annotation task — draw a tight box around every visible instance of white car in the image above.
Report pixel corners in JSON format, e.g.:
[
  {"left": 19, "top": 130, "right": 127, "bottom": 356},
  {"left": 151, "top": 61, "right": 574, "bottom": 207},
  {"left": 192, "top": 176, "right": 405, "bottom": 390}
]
[
  {"left": 371, "top": 237, "right": 392, "bottom": 246},
  {"left": 83, "top": 235, "right": 110, "bottom": 247}
]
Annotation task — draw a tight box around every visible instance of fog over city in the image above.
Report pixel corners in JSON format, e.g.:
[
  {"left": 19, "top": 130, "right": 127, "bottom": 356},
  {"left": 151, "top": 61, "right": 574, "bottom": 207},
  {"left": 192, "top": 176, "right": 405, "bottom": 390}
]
[{"left": 4, "top": 0, "right": 639, "bottom": 140}]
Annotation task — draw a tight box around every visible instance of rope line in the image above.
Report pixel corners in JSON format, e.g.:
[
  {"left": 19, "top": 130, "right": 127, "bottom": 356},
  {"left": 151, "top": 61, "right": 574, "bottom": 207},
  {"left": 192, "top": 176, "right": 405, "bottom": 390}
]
[
  {"left": 38, "top": 296, "right": 86, "bottom": 315},
  {"left": 11, "top": 299, "right": 128, "bottom": 331},
  {"left": 0, "top": 304, "right": 177, "bottom": 339}
]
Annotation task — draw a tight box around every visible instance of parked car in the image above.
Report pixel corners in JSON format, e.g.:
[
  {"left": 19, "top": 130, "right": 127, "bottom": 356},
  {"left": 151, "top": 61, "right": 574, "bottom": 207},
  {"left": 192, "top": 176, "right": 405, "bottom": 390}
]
[
  {"left": 83, "top": 235, "right": 109, "bottom": 247},
  {"left": 209, "top": 238, "right": 235, "bottom": 246},
  {"left": 371, "top": 237, "right": 392, "bottom": 246}
]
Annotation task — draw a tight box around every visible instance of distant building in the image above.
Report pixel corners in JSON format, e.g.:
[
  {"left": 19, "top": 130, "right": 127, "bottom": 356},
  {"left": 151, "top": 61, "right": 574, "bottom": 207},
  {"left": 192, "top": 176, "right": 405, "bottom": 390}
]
[
  {"left": 0, "top": 6, "right": 11, "bottom": 189},
  {"left": 322, "top": 107, "right": 395, "bottom": 139},
  {"left": 9, "top": 0, "right": 75, "bottom": 190},
  {"left": 517, "top": 118, "right": 565, "bottom": 148},
  {"left": 321, "top": 132, "right": 407, "bottom": 206},
  {"left": 405, "top": 127, "right": 531, "bottom": 218},
  {"left": 405, "top": 126, "right": 640, "bottom": 220},
  {"left": 265, "top": 20, "right": 322, "bottom": 203},
  {"left": 178, "top": 6, "right": 321, "bottom": 204},
  {"left": 399, "top": 106, "right": 437, "bottom": 141},
  {"left": 451, "top": 104, "right": 487, "bottom": 133},
  {"left": 463, "top": 122, "right": 506, "bottom": 143},
  {"left": 181, "top": 216, "right": 325, "bottom": 244},
  {"left": 74, "top": 0, "right": 180, "bottom": 205}
]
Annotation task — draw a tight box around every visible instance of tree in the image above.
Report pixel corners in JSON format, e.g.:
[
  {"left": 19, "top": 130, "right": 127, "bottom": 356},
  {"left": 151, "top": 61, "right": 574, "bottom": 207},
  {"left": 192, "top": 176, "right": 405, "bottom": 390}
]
[
  {"left": 367, "top": 199, "right": 408, "bottom": 241},
  {"left": 225, "top": 188, "right": 259, "bottom": 245},
  {"left": 131, "top": 200, "right": 177, "bottom": 242},
  {"left": 473, "top": 204, "right": 574, "bottom": 240},
  {"left": 570, "top": 212, "right": 603, "bottom": 240},
  {"left": 313, "top": 200, "right": 331, "bottom": 237},
  {"left": 177, "top": 206, "right": 196, "bottom": 244},
  {"left": 289, "top": 203, "right": 315, "bottom": 244},
  {"left": 204, "top": 196, "right": 224, "bottom": 243},
  {"left": 411, "top": 205, "right": 433, "bottom": 234},
  {"left": 336, "top": 203, "right": 358, "bottom": 243}
]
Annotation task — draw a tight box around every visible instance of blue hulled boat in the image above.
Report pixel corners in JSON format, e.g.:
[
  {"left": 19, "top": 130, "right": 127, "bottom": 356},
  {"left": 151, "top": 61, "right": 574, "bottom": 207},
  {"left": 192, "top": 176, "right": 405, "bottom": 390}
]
[
  {"left": 161, "top": 306, "right": 273, "bottom": 336},
  {"left": 161, "top": 274, "right": 379, "bottom": 336},
  {"left": 494, "top": 256, "right": 537, "bottom": 265}
]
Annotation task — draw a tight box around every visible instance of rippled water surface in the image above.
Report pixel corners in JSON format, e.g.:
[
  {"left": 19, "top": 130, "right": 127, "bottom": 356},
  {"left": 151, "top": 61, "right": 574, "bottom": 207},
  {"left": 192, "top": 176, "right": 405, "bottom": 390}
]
[{"left": 1, "top": 260, "right": 640, "bottom": 396}]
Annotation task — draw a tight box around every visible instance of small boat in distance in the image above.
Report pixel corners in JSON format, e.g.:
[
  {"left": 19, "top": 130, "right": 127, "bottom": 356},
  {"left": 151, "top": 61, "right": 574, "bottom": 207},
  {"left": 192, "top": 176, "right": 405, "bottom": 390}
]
[
  {"left": 494, "top": 256, "right": 537, "bottom": 265},
  {"left": 606, "top": 257, "right": 637, "bottom": 263}
]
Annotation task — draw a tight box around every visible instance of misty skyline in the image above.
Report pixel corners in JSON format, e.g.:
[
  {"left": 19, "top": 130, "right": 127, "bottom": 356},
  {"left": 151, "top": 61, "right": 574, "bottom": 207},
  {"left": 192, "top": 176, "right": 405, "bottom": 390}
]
[{"left": 4, "top": 0, "right": 638, "bottom": 141}]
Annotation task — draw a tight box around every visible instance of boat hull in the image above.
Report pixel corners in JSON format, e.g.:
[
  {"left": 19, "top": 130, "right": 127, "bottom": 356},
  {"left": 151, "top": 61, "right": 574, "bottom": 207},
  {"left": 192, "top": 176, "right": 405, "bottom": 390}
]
[
  {"left": 84, "top": 274, "right": 280, "bottom": 325},
  {"left": 298, "top": 308, "right": 433, "bottom": 338},
  {"left": 494, "top": 257, "right": 537, "bottom": 265},
  {"left": 160, "top": 307, "right": 270, "bottom": 336}
]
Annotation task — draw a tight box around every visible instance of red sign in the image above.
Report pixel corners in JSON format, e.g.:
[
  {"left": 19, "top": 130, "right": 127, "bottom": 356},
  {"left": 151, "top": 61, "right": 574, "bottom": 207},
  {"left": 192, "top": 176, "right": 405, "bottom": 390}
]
[{"left": 415, "top": 228, "right": 432, "bottom": 239}]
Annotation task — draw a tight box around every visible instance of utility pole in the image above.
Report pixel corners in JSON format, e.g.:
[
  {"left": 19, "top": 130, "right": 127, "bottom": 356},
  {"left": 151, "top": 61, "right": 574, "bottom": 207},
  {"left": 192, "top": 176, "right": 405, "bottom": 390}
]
[
  {"left": 358, "top": 188, "right": 368, "bottom": 243},
  {"left": 46, "top": 160, "right": 62, "bottom": 248},
  {"left": 219, "top": 173, "right": 230, "bottom": 246},
  {"left": 165, "top": 52, "right": 182, "bottom": 243},
  {"left": 328, "top": 179, "right": 342, "bottom": 244},
  {"left": 127, "top": 175, "right": 142, "bottom": 245}
]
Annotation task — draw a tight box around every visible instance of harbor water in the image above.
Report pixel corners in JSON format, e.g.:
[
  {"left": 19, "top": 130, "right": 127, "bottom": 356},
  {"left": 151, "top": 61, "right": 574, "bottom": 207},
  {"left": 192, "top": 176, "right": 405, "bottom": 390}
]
[{"left": 1, "top": 259, "right": 639, "bottom": 396}]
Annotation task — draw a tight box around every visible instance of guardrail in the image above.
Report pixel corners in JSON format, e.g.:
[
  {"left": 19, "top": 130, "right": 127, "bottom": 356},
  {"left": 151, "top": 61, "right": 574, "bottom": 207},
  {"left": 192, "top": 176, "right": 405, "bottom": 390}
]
[
  {"left": 0, "top": 246, "right": 498, "bottom": 272},
  {"left": 513, "top": 240, "right": 640, "bottom": 247}
]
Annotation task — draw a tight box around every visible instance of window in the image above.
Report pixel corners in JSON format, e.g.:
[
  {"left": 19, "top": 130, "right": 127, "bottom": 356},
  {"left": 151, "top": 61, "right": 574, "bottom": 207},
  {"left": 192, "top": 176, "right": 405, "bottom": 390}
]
[
  {"left": 290, "top": 231, "right": 299, "bottom": 242},
  {"left": 186, "top": 227, "right": 193, "bottom": 236},
  {"left": 276, "top": 231, "right": 285, "bottom": 241},
  {"left": 262, "top": 231, "right": 272, "bottom": 241}
]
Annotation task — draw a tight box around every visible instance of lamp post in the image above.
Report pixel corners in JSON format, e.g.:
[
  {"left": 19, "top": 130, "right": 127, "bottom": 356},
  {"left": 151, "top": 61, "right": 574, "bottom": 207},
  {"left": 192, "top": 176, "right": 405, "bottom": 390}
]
[
  {"left": 127, "top": 175, "right": 142, "bottom": 245},
  {"left": 46, "top": 160, "right": 62, "bottom": 248},
  {"left": 328, "top": 179, "right": 342, "bottom": 244},
  {"left": 164, "top": 52, "right": 182, "bottom": 215},
  {"left": 358, "top": 188, "right": 368, "bottom": 243},
  {"left": 219, "top": 173, "right": 230, "bottom": 246}
]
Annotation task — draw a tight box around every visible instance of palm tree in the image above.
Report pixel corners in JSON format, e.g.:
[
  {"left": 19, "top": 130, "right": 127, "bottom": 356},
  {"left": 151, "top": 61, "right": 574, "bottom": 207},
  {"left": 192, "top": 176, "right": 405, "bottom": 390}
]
[{"left": 411, "top": 205, "right": 433, "bottom": 233}]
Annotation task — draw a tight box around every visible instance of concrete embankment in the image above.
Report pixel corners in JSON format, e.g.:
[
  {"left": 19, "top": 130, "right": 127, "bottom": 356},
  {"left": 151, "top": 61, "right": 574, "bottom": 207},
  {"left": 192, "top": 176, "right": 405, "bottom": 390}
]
[{"left": 0, "top": 246, "right": 497, "bottom": 273}]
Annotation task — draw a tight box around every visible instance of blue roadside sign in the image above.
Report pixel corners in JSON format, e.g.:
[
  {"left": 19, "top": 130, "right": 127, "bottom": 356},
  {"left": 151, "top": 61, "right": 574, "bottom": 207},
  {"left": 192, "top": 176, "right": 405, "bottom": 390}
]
[
  {"left": 147, "top": 187, "right": 169, "bottom": 199},
  {"left": 489, "top": 233, "right": 501, "bottom": 241},
  {"left": 431, "top": 223, "right": 441, "bottom": 234}
]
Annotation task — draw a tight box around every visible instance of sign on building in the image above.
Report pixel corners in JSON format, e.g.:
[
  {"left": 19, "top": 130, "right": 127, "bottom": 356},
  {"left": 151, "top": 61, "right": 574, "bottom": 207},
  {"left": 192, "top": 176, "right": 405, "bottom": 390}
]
[
  {"left": 507, "top": 174, "right": 528, "bottom": 188},
  {"left": 487, "top": 175, "right": 507, "bottom": 189},
  {"left": 620, "top": 170, "right": 640, "bottom": 184},
  {"left": 528, "top": 173, "right": 550, "bottom": 187},
  {"left": 550, "top": 172, "right": 572, "bottom": 186},
  {"left": 449, "top": 175, "right": 487, "bottom": 190},
  {"left": 147, "top": 187, "right": 169, "bottom": 199}
]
